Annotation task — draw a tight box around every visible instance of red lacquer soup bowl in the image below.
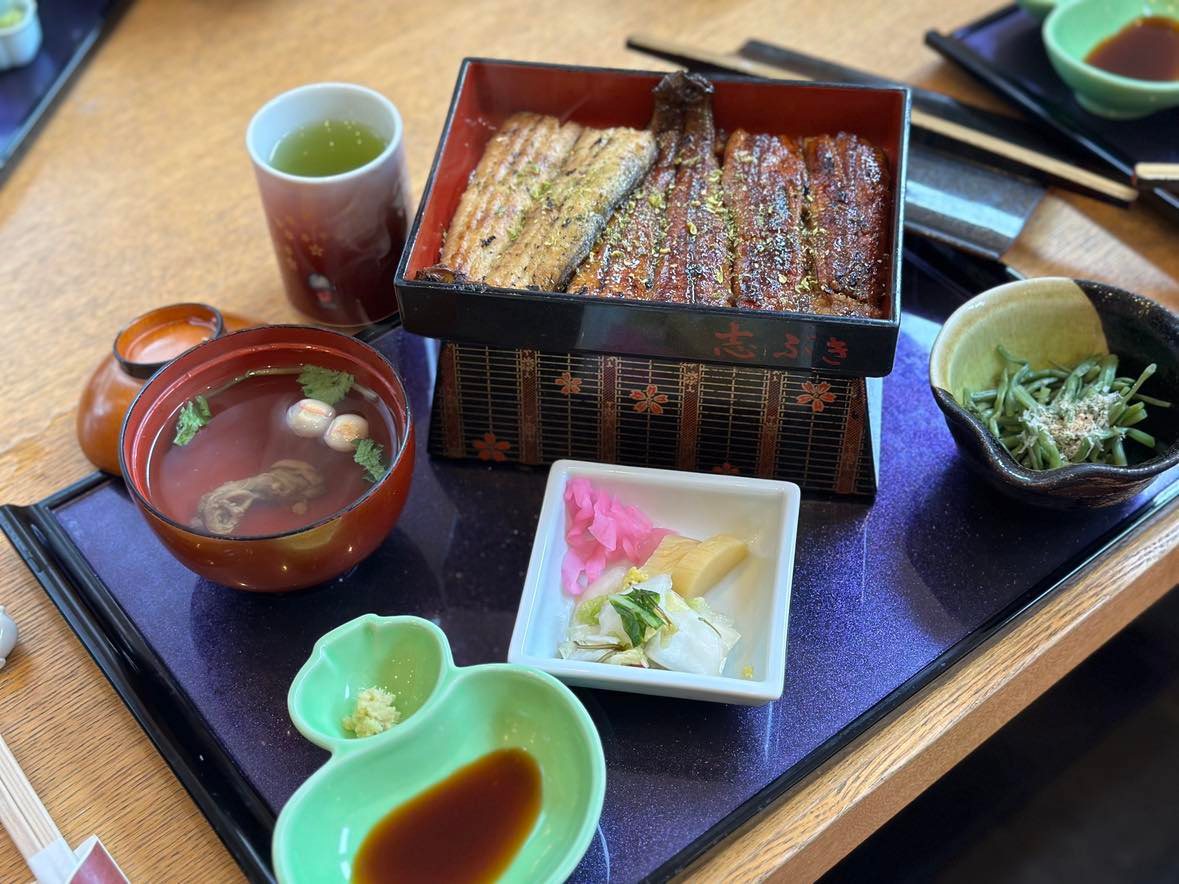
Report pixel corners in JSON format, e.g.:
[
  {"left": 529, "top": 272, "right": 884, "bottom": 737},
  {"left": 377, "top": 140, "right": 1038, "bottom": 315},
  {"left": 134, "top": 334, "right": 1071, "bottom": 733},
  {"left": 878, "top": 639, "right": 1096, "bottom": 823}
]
[{"left": 120, "top": 325, "right": 414, "bottom": 592}]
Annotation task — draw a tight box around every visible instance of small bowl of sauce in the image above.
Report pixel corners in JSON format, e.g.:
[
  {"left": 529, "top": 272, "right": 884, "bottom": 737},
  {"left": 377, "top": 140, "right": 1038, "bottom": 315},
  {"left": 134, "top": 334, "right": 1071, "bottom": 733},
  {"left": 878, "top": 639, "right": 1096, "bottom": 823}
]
[
  {"left": 351, "top": 748, "right": 542, "bottom": 884},
  {"left": 1085, "top": 16, "right": 1179, "bottom": 82},
  {"left": 1044, "top": 0, "right": 1179, "bottom": 118},
  {"left": 273, "top": 615, "right": 606, "bottom": 883}
]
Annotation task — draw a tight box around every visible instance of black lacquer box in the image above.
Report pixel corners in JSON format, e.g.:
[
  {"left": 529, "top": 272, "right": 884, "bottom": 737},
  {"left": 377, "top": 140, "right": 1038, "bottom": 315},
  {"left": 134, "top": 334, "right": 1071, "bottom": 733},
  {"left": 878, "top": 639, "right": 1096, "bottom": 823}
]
[{"left": 395, "top": 58, "right": 910, "bottom": 377}]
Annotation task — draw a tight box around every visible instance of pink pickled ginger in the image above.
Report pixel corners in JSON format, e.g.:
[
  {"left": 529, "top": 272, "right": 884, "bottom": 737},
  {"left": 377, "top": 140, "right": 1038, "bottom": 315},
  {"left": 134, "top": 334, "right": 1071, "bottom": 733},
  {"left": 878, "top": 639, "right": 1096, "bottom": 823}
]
[{"left": 561, "top": 478, "right": 673, "bottom": 595}]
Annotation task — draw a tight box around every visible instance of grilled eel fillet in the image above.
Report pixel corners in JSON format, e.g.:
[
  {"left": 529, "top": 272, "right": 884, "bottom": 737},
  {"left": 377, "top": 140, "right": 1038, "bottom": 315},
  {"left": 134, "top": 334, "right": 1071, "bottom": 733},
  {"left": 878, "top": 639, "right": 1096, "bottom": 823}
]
[
  {"left": 568, "top": 72, "right": 698, "bottom": 298},
  {"left": 802, "top": 132, "right": 889, "bottom": 317},
  {"left": 652, "top": 75, "right": 731, "bottom": 306},
  {"left": 723, "top": 130, "right": 809, "bottom": 313},
  {"left": 484, "top": 126, "right": 656, "bottom": 292},
  {"left": 421, "top": 112, "right": 582, "bottom": 283}
]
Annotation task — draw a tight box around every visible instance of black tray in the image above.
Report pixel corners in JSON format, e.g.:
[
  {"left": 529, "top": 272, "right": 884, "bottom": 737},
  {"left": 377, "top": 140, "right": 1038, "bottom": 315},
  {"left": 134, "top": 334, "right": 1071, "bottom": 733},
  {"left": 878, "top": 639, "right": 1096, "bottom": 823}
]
[
  {"left": 925, "top": 5, "right": 1179, "bottom": 224},
  {"left": 0, "top": 0, "right": 129, "bottom": 183},
  {"left": 3, "top": 237, "right": 1177, "bottom": 883}
]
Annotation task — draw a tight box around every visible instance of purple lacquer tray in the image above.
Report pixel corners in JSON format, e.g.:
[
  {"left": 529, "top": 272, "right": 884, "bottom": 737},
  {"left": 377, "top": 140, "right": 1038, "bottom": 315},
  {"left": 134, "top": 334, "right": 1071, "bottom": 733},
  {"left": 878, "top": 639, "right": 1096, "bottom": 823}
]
[
  {"left": 2, "top": 239, "right": 1177, "bottom": 883},
  {"left": 926, "top": 5, "right": 1179, "bottom": 223}
]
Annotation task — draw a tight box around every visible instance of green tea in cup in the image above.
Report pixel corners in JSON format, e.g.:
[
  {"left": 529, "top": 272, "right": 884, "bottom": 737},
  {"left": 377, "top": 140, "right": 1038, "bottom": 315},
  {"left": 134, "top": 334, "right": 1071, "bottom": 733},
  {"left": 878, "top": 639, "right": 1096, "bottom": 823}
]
[
  {"left": 247, "top": 83, "right": 411, "bottom": 327},
  {"left": 269, "top": 119, "right": 388, "bottom": 177}
]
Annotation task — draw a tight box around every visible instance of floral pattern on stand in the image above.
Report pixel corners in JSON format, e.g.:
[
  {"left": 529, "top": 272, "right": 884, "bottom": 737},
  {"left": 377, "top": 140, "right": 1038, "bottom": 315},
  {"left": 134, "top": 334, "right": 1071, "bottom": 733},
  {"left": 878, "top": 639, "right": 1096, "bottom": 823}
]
[
  {"left": 630, "top": 384, "right": 669, "bottom": 415},
  {"left": 473, "top": 432, "right": 511, "bottom": 462},
  {"left": 555, "top": 371, "right": 583, "bottom": 396},
  {"left": 430, "top": 343, "right": 875, "bottom": 497},
  {"left": 796, "top": 380, "right": 837, "bottom": 413}
]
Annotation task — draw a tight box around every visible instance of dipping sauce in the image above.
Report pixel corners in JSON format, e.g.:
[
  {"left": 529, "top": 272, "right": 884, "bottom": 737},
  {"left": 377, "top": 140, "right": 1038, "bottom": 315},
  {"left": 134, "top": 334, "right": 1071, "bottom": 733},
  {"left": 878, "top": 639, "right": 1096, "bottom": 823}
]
[
  {"left": 351, "top": 748, "right": 542, "bottom": 884},
  {"left": 1085, "top": 17, "right": 1179, "bottom": 82}
]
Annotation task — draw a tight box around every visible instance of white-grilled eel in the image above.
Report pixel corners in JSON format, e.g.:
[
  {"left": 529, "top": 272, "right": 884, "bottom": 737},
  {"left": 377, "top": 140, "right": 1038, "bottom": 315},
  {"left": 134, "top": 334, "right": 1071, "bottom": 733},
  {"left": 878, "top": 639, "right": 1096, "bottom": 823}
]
[
  {"left": 484, "top": 126, "right": 657, "bottom": 292},
  {"left": 422, "top": 112, "right": 581, "bottom": 283}
]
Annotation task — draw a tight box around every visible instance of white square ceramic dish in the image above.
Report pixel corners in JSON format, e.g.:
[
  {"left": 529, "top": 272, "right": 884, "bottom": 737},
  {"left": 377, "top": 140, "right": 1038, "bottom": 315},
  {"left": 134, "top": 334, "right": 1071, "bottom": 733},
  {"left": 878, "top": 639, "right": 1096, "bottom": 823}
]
[{"left": 507, "top": 461, "right": 800, "bottom": 705}]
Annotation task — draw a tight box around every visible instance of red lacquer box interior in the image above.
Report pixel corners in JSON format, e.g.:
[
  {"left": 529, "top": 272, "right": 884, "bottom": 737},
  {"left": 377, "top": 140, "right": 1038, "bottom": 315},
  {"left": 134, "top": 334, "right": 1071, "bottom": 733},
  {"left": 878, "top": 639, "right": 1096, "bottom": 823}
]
[{"left": 395, "top": 58, "right": 910, "bottom": 376}]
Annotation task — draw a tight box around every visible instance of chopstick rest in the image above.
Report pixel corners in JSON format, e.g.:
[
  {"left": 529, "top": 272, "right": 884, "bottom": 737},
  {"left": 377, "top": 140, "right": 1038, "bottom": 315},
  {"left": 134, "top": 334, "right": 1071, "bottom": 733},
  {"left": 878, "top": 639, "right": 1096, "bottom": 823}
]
[
  {"left": 0, "top": 605, "right": 16, "bottom": 669},
  {"left": 0, "top": 733, "right": 130, "bottom": 883}
]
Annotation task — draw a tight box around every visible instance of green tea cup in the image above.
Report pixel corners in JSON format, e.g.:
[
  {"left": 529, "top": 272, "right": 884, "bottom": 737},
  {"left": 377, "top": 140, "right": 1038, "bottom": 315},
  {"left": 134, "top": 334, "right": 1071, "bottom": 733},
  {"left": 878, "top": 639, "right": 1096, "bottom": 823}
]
[{"left": 273, "top": 615, "right": 606, "bottom": 883}]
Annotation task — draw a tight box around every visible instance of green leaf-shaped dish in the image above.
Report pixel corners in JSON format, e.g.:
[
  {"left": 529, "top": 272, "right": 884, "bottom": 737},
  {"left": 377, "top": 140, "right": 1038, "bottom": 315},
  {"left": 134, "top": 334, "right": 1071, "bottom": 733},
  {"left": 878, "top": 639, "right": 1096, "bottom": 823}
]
[{"left": 273, "top": 615, "right": 606, "bottom": 883}]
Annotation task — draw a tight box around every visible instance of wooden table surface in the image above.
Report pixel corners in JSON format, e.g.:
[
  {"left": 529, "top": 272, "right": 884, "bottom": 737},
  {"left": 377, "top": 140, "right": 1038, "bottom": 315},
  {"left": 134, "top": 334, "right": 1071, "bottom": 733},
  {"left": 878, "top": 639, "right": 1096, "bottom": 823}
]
[{"left": 1, "top": 1, "right": 1176, "bottom": 881}]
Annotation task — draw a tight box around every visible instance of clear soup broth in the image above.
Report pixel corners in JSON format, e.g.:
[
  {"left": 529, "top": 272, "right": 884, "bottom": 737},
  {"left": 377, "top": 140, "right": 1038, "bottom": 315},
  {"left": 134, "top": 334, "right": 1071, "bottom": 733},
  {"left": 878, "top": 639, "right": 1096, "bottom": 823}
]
[{"left": 146, "top": 369, "right": 398, "bottom": 538}]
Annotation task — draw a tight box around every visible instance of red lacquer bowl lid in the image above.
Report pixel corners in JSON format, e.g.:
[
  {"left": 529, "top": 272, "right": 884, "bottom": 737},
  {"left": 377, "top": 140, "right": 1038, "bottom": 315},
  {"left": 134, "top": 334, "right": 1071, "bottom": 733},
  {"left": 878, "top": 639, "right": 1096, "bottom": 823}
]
[{"left": 77, "top": 303, "right": 227, "bottom": 475}]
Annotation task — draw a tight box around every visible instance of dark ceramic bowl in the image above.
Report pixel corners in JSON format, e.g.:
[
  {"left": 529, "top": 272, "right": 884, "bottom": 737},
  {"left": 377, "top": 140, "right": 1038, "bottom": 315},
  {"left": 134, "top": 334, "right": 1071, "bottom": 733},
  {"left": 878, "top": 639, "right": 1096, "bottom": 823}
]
[
  {"left": 929, "top": 277, "right": 1179, "bottom": 508},
  {"left": 120, "top": 325, "right": 415, "bottom": 591}
]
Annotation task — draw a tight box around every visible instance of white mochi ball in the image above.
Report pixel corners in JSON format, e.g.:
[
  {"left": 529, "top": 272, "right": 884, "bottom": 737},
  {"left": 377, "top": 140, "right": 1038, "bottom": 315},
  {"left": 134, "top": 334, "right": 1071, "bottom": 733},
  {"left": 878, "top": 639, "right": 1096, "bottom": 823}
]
[
  {"left": 286, "top": 398, "right": 337, "bottom": 438},
  {"left": 324, "top": 413, "right": 369, "bottom": 452}
]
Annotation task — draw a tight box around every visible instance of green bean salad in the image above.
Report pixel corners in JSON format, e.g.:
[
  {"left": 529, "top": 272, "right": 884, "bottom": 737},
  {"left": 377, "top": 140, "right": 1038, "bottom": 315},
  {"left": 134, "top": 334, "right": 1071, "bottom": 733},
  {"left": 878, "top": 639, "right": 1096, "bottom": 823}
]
[{"left": 959, "top": 347, "right": 1170, "bottom": 470}]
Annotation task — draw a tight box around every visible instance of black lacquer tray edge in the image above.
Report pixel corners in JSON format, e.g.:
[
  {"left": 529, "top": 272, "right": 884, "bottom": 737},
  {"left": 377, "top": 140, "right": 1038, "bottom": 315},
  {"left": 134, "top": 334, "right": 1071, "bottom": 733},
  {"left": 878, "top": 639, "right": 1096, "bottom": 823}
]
[
  {"left": 4, "top": 467, "right": 1178, "bottom": 883},
  {"left": 659, "top": 481, "right": 1179, "bottom": 881},
  {"left": 923, "top": 5, "right": 1179, "bottom": 225},
  {"left": 0, "top": 478, "right": 277, "bottom": 883}
]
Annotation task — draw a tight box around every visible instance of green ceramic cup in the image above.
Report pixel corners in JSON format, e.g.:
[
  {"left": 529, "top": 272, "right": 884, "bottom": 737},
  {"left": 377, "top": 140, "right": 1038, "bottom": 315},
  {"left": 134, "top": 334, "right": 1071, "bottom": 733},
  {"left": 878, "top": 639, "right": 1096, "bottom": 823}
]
[
  {"left": 273, "top": 615, "right": 606, "bottom": 883},
  {"left": 1044, "top": 0, "right": 1179, "bottom": 118}
]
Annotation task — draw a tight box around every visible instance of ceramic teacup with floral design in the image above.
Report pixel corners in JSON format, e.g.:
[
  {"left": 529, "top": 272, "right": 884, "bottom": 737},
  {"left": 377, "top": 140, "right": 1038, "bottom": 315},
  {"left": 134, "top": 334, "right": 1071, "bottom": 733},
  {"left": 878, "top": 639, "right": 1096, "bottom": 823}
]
[{"left": 247, "top": 83, "right": 412, "bottom": 327}]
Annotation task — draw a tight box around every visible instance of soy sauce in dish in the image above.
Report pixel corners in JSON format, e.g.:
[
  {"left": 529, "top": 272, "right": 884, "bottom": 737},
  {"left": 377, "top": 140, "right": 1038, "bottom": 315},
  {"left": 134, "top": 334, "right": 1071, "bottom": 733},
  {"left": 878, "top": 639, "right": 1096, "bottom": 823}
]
[
  {"left": 351, "top": 748, "right": 542, "bottom": 884},
  {"left": 1085, "top": 17, "right": 1179, "bottom": 82}
]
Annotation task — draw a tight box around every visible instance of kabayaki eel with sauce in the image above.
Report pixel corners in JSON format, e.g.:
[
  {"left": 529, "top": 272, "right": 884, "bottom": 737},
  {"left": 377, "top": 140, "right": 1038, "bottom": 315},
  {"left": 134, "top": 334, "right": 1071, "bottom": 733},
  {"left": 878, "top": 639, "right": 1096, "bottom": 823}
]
[{"left": 420, "top": 71, "right": 891, "bottom": 320}]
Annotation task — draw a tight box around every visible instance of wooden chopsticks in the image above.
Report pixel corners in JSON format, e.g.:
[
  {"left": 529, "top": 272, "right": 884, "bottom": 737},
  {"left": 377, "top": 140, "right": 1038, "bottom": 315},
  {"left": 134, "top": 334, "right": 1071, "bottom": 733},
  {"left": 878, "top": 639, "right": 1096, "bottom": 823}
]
[
  {"left": 626, "top": 33, "right": 1139, "bottom": 205},
  {"left": 1136, "top": 162, "right": 1179, "bottom": 190},
  {"left": 0, "top": 732, "right": 63, "bottom": 867}
]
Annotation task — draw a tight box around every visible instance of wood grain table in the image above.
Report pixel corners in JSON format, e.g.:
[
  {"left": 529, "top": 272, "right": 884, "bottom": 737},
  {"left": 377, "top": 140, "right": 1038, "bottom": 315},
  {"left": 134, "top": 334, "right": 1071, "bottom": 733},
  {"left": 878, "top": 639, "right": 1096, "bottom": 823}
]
[{"left": 1, "top": 1, "right": 1176, "bottom": 881}]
